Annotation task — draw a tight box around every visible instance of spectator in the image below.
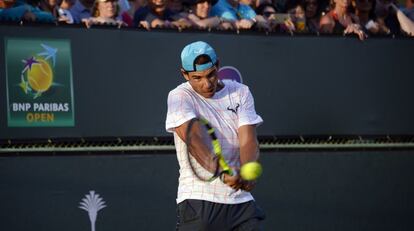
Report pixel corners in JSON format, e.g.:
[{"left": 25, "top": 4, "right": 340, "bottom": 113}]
[
  {"left": 286, "top": 2, "right": 308, "bottom": 32},
  {"left": 40, "top": 0, "right": 74, "bottom": 23},
  {"left": 240, "top": 0, "right": 271, "bottom": 10},
  {"left": 133, "top": 0, "right": 191, "bottom": 30},
  {"left": 0, "top": 0, "right": 16, "bottom": 8},
  {"left": 320, "top": 0, "right": 367, "bottom": 40},
  {"left": 82, "top": 0, "right": 125, "bottom": 27},
  {"left": 374, "top": 0, "right": 401, "bottom": 35},
  {"left": 255, "top": 3, "right": 278, "bottom": 30},
  {"left": 401, "top": 0, "right": 414, "bottom": 20},
  {"left": 58, "top": 0, "right": 75, "bottom": 23},
  {"left": 122, "top": 0, "right": 147, "bottom": 26},
  {"left": 187, "top": 0, "right": 235, "bottom": 29},
  {"left": 167, "top": 0, "right": 184, "bottom": 14},
  {"left": 304, "top": 0, "right": 323, "bottom": 32},
  {"left": 117, "top": 0, "right": 133, "bottom": 24},
  {"left": 352, "top": 0, "right": 389, "bottom": 34},
  {"left": 255, "top": 2, "right": 276, "bottom": 17},
  {"left": 211, "top": 0, "right": 269, "bottom": 30},
  {"left": 69, "top": 0, "right": 94, "bottom": 23},
  {"left": 0, "top": 0, "right": 55, "bottom": 22}
]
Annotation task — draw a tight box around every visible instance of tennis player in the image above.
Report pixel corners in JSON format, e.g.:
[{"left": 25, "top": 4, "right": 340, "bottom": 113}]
[{"left": 166, "top": 41, "right": 265, "bottom": 230}]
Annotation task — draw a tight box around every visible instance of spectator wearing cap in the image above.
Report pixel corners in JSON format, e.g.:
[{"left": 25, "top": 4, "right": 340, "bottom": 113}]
[
  {"left": 133, "top": 0, "right": 191, "bottom": 30},
  {"left": 0, "top": 0, "right": 55, "bottom": 22},
  {"left": 210, "top": 0, "right": 270, "bottom": 29},
  {"left": 82, "top": 0, "right": 126, "bottom": 27},
  {"left": 69, "top": 0, "right": 94, "bottom": 23},
  {"left": 187, "top": 0, "right": 235, "bottom": 29},
  {"left": 320, "top": 0, "right": 367, "bottom": 40}
]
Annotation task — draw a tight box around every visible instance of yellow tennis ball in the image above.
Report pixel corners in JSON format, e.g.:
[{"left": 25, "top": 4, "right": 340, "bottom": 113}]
[
  {"left": 240, "top": 162, "right": 262, "bottom": 181},
  {"left": 27, "top": 58, "right": 53, "bottom": 92}
]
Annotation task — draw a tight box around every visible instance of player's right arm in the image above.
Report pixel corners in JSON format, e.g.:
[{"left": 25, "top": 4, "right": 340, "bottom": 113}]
[
  {"left": 174, "top": 118, "right": 243, "bottom": 190},
  {"left": 175, "top": 121, "right": 218, "bottom": 174}
]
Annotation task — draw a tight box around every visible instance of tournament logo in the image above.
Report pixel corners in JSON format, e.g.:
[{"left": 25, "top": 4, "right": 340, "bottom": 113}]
[
  {"left": 218, "top": 66, "right": 243, "bottom": 83},
  {"left": 5, "top": 38, "right": 75, "bottom": 127},
  {"left": 79, "top": 190, "right": 107, "bottom": 231}
]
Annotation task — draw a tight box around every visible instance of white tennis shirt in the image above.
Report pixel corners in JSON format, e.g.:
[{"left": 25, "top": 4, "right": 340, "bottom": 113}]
[{"left": 166, "top": 79, "right": 263, "bottom": 204}]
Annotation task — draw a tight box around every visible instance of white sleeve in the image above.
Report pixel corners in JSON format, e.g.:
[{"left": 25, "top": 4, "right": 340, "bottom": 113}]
[
  {"left": 238, "top": 86, "right": 263, "bottom": 128},
  {"left": 165, "top": 89, "right": 197, "bottom": 133}
]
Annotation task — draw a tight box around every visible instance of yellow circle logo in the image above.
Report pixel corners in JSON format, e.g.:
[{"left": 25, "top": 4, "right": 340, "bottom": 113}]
[{"left": 26, "top": 58, "right": 53, "bottom": 92}]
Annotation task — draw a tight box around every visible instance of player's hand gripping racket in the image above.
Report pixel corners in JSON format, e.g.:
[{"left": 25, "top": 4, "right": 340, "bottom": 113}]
[{"left": 185, "top": 117, "right": 233, "bottom": 182}]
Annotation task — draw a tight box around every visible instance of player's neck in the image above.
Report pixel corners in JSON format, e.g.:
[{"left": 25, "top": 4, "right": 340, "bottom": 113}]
[{"left": 216, "top": 81, "right": 225, "bottom": 93}]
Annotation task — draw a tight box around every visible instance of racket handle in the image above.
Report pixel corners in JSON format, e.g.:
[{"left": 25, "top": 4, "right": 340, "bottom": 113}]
[{"left": 219, "top": 158, "right": 233, "bottom": 176}]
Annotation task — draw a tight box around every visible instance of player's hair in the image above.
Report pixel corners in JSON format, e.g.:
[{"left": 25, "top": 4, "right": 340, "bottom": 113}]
[
  {"left": 194, "top": 54, "right": 213, "bottom": 65},
  {"left": 182, "top": 54, "right": 218, "bottom": 73},
  {"left": 194, "top": 54, "right": 218, "bottom": 69}
]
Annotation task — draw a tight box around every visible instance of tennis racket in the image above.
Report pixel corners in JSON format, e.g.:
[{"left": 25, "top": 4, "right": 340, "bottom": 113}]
[{"left": 185, "top": 117, "right": 233, "bottom": 182}]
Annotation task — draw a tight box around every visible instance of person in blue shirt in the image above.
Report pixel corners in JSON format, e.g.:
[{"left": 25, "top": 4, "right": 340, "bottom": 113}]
[
  {"left": 211, "top": 0, "right": 269, "bottom": 30},
  {"left": 0, "top": 0, "right": 55, "bottom": 22}
]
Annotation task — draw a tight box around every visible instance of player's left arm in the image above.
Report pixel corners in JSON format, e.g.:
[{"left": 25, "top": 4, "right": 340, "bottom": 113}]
[
  {"left": 221, "top": 124, "right": 259, "bottom": 191},
  {"left": 238, "top": 124, "right": 259, "bottom": 165},
  {"left": 238, "top": 125, "right": 260, "bottom": 191},
  {"left": 236, "top": 85, "right": 262, "bottom": 191}
]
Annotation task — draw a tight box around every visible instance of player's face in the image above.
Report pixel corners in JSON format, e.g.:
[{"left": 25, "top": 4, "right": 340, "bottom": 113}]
[{"left": 182, "top": 66, "right": 219, "bottom": 98}]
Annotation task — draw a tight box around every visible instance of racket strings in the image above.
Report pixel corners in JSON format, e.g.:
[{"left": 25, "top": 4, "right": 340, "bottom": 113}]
[
  {"left": 187, "top": 134, "right": 219, "bottom": 178},
  {"left": 186, "top": 119, "right": 221, "bottom": 181}
]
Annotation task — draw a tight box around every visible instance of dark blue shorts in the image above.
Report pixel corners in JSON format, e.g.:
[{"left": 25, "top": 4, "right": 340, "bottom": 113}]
[{"left": 176, "top": 199, "right": 266, "bottom": 231}]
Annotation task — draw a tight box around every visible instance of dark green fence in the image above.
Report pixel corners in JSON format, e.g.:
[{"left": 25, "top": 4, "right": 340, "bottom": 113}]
[{"left": 1, "top": 25, "right": 414, "bottom": 140}]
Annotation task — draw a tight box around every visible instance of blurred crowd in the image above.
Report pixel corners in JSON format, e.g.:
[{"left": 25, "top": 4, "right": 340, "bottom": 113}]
[{"left": 1, "top": 0, "right": 414, "bottom": 38}]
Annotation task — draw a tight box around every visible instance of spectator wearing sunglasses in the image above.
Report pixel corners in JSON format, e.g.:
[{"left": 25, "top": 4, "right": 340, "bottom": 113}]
[
  {"left": 256, "top": 2, "right": 276, "bottom": 18},
  {"left": 255, "top": 3, "right": 279, "bottom": 31}
]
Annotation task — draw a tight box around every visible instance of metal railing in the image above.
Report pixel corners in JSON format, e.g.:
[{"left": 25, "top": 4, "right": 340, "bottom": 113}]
[{"left": 1, "top": 136, "right": 414, "bottom": 154}]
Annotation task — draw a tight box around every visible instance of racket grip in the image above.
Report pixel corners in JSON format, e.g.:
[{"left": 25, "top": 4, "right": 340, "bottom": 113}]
[{"left": 219, "top": 158, "right": 233, "bottom": 176}]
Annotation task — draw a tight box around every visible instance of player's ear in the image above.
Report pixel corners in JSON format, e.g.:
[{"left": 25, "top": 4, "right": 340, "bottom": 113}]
[{"left": 181, "top": 68, "right": 190, "bottom": 81}]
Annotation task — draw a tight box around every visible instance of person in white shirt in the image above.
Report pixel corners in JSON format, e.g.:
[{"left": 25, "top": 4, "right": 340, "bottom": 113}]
[{"left": 166, "top": 41, "right": 265, "bottom": 230}]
